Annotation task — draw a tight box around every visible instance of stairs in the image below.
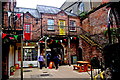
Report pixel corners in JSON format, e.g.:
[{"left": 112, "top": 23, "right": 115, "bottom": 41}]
[{"left": 79, "top": 34, "right": 103, "bottom": 50}]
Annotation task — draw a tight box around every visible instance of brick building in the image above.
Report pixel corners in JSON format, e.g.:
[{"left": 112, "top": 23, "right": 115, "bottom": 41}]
[
  {"left": 2, "top": 0, "right": 17, "bottom": 79},
  {"left": 61, "top": 0, "right": 120, "bottom": 62},
  {"left": 15, "top": 5, "right": 82, "bottom": 67}
]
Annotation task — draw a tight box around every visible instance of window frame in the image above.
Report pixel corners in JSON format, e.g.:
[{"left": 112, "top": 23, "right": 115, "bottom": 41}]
[
  {"left": 69, "top": 20, "right": 76, "bottom": 31},
  {"left": 47, "top": 19, "right": 55, "bottom": 30}
]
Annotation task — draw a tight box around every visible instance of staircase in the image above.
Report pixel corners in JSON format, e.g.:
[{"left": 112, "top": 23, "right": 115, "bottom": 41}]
[
  {"left": 79, "top": 34, "right": 103, "bottom": 50},
  {"left": 79, "top": 27, "right": 107, "bottom": 50}
]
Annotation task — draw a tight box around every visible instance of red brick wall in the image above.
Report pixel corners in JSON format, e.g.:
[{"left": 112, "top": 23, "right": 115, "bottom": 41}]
[
  {"left": 81, "top": 6, "right": 109, "bottom": 61},
  {"left": 82, "top": 7, "right": 108, "bottom": 35},
  {"left": 38, "top": 11, "right": 81, "bottom": 38},
  {"left": 23, "top": 13, "right": 41, "bottom": 41}
]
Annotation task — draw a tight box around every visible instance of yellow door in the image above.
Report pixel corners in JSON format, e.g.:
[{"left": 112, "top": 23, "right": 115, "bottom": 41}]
[{"left": 58, "top": 20, "right": 66, "bottom": 35}]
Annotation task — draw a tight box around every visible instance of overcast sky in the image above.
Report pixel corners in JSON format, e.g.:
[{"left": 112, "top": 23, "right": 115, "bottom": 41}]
[{"left": 16, "top": 0, "right": 66, "bottom": 8}]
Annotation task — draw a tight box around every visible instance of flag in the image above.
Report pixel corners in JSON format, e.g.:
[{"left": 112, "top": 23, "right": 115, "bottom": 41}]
[
  {"left": 8, "top": 12, "right": 12, "bottom": 17},
  {"left": 70, "top": 37, "right": 73, "bottom": 40},
  {"left": 16, "top": 13, "right": 21, "bottom": 19},
  {"left": 14, "top": 35, "right": 18, "bottom": 40},
  {"left": 2, "top": 33, "right": 7, "bottom": 38},
  {"left": 60, "top": 40, "right": 62, "bottom": 43}
]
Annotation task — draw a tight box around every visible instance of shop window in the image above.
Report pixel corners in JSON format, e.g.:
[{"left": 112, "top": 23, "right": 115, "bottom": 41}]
[
  {"left": 69, "top": 20, "right": 76, "bottom": 31},
  {"left": 23, "top": 48, "right": 37, "bottom": 61}
]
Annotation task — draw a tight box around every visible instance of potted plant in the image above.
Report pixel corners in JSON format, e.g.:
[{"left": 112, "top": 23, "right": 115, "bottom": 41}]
[
  {"left": 28, "top": 63, "right": 33, "bottom": 68},
  {"left": 10, "top": 66, "right": 15, "bottom": 75}
]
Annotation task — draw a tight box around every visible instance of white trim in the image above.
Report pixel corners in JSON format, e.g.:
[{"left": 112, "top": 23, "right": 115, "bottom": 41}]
[{"left": 23, "top": 46, "right": 35, "bottom": 48}]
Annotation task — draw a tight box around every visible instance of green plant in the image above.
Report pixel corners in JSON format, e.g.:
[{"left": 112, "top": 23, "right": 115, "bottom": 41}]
[
  {"left": 10, "top": 66, "right": 15, "bottom": 72},
  {"left": 28, "top": 63, "right": 33, "bottom": 67},
  {"left": 79, "top": 12, "right": 88, "bottom": 19}
]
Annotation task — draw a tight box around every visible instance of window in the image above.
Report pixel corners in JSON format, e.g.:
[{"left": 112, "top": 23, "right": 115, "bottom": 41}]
[
  {"left": 59, "top": 13, "right": 65, "bottom": 16},
  {"left": 24, "top": 24, "right": 30, "bottom": 33},
  {"left": 23, "top": 48, "right": 37, "bottom": 61},
  {"left": 47, "top": 19, "right": 54, "bottom": 30},
  {"left": 69, "top": 20, "right": 76, "bottom": 31},
  {"left": 79, "top": 2, "right": 84, "bottom": 13},
  {"left": 25, "top": 15, "right": 30, "bottom": 19}
]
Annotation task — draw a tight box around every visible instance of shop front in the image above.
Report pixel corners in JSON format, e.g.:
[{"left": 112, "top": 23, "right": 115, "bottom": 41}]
[{"left": 23, "top": 46, "right": 38, "bottom": 67}]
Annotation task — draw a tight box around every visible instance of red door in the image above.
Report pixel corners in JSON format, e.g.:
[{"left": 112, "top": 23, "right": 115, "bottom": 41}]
[{"left": 24, "top": 24, "right": 31, "bottom": 40}]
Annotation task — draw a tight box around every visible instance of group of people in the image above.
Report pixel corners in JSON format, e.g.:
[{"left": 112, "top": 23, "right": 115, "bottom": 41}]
[{"left": 38, "top": 52, "right": 61, "bottom": 70}]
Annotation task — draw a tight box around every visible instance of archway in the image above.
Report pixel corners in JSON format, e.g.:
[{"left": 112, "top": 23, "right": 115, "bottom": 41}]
[{"left": 48, "top": 41, "right": 64, "bottom": 65}]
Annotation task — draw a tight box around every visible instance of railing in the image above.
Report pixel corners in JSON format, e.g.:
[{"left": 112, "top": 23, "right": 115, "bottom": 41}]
[{"left": 42, "top": 25, "right": 107, "bottom": 50}]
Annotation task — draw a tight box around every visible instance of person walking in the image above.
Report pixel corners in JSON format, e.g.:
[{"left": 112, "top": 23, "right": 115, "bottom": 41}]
[
  {"left": 46, "top": 52, "right": 51, "bottom": 67},
  {"left": 53, "top": 54, "right": 59, "bottom": 70},
  {"left": 38, "top": 53, "right": 44, "bottom": 69}
]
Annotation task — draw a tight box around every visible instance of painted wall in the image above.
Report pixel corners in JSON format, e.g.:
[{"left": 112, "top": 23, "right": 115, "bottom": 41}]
[{"left": 8, "top": 45, "right": 15, "bottom": 76}]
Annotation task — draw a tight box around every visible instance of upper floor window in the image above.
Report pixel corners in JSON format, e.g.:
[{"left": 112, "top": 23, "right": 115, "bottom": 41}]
[
  {"left": 69, "top": 20, "right": 76, "bottom": 31},
  {"left": 24, "top": 24, "right": 31, "bottom": 33},
  {"left": 25, "top": 15, "right": 30, "bottom": 19},
  {"left": 47, "top": 19, "right": 54, "bottom": 30},
  {"left": 78, "top": 2, "right": 84, "bottom": 13},
  {"left": 59, "top": 13, "right": 65, "bottom": 16}
]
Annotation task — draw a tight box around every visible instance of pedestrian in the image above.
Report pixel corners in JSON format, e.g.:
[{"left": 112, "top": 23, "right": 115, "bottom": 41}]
[
  {"left": 53, "top": 54, "right": 59, "bottom": 70},
  {"left": 38, "top": 53, "right": 44, "bottom": 69},
  {"left": 58, "top": 54, "right": 62, "bottom": 66},
  {"left": 46, "top": 52, "right": 51, "bottom": 67}
]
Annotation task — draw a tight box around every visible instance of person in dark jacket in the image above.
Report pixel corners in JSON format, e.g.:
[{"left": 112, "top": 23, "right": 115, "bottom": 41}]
[{"left": 53, "top": 54, "right": 59, "bottom": 70}]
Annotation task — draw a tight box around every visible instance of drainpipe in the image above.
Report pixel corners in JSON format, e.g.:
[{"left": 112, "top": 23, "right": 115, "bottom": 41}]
[
  {"left": 107, "top": 9, "right": 112, "bottom": 44},
  {"left": 68, "top": 37, "right": 71, "bottom": 66},
  {"left": 68, "top": 15, "right": 71, "bottom": 66},
  {"left": 21, "top": 12, "right": 24, "bottom": 80},
  {"left": 40, "top": 13, "right": 43, "bottom": 38}
]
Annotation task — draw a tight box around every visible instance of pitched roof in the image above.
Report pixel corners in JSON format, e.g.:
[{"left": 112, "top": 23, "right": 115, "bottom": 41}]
[
  {"left": 36, "top": 5, "right": 77, "bottom": 17},
  {"left": 15, "top": 7, "right": 40, "bottom": 18},
  {"left": 36, "top": 5, "right": 61, "bottom": 14}
]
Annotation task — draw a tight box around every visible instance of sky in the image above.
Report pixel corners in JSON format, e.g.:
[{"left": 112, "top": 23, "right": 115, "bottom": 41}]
[{"left": 16, "top": 0, "right": 66, "bottom": 8}]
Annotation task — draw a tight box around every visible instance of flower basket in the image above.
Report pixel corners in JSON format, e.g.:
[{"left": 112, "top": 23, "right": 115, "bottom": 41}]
[
  {"left": 10, "top": 72, "right": 14, "bottom": 75},
  {"left": 28, "top": 64, "right": 33, "bottom": 68},
  {"left": 10, "top": 66, "right": 15, "bottom": 75}
]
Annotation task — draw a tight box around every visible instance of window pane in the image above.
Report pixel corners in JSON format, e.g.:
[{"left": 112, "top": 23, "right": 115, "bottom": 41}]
[
  {"left": 25, "top": 24, "right": 30, "bottom": 33},
  {"left": 69, "top": 20, "right": 76, "bottom": 31},
  {"left": 48, "top": 19, "right": 54, "bottom": 30},
  {"left": 23, "top": 49, "right": 37, "bottom": 61}
]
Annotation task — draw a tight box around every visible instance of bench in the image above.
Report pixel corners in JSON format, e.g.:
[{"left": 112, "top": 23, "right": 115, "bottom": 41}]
[
  {"left": 73, "top": 65, "right": 84, "bottom": 71},
  {"left": 73, "top": 65, "right": 79, "bottom": 70}
]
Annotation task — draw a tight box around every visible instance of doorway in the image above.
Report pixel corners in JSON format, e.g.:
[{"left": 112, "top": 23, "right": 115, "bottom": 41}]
[{"left": 48, "top": 42, "right": 64, "bottom": 64}]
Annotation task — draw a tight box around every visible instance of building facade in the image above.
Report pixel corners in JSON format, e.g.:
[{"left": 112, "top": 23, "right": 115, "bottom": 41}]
[
  {"left": 15, "top": 5, "right": 82, "bottom": 67},
  {"left": 2, "top": 0, "right": 17, "bottom": 79}
]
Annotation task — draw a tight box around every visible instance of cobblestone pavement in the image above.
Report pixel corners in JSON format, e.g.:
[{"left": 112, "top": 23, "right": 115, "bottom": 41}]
[{"left": 10, "top": 65, "right": 92, "bottom": 79}]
